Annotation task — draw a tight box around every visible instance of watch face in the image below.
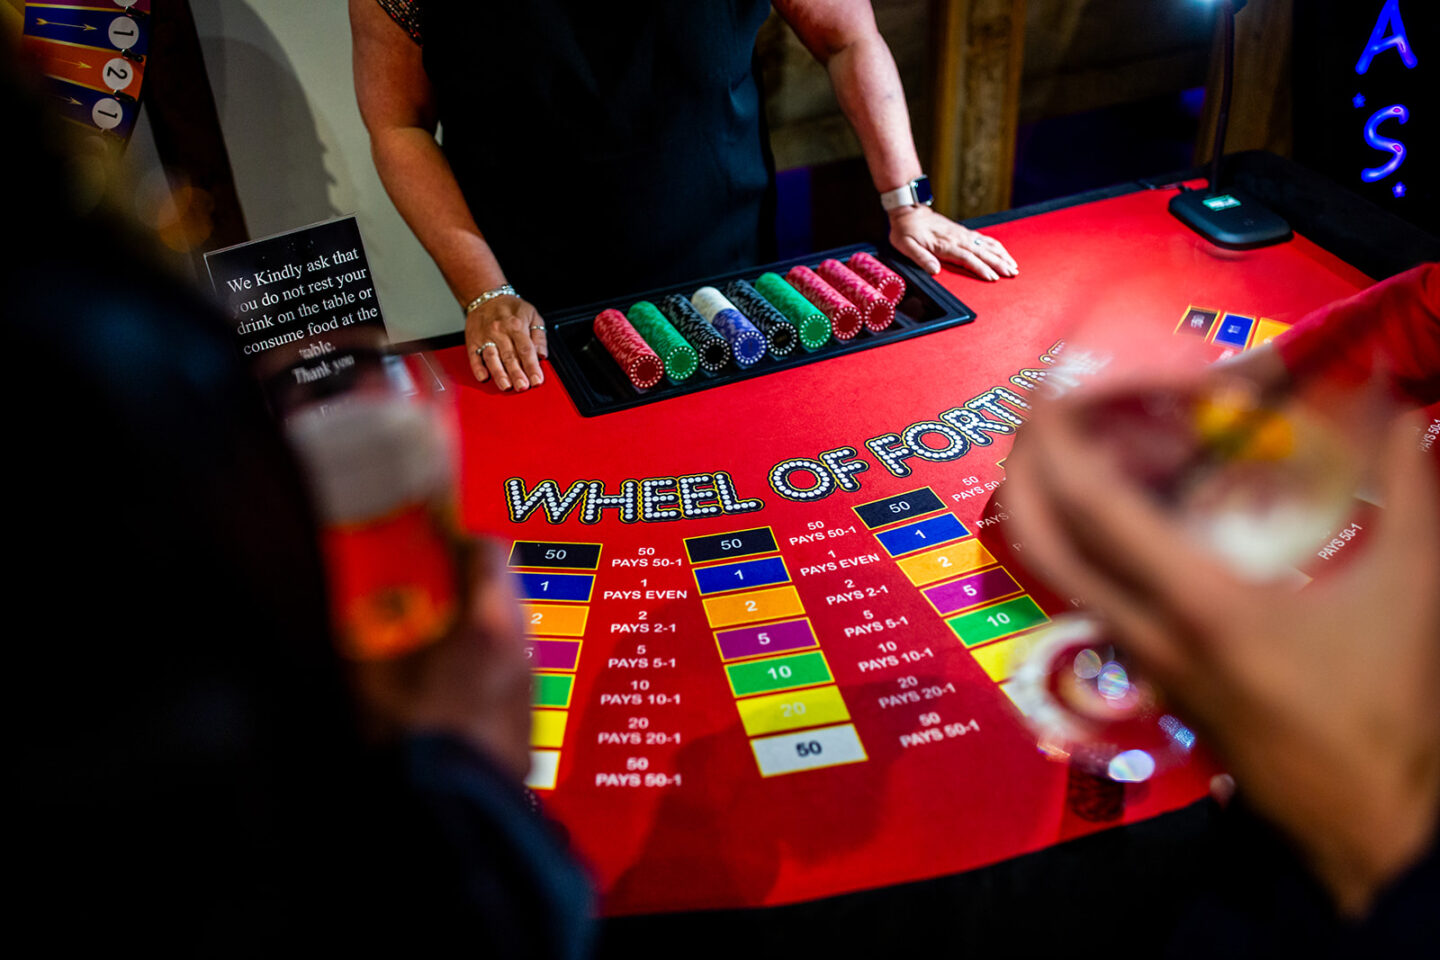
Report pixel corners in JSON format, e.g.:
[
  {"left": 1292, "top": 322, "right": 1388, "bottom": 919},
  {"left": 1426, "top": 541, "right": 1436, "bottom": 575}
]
[{"left": 914, "top": 177, "right": 934, "bottom": 206}]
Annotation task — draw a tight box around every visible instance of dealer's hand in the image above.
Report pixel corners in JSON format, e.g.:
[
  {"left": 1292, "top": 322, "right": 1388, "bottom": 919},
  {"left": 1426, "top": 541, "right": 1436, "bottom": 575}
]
[
  {"left": 1004, "top": 394, "right": 1440, "bottom": 917},
  {"left": 889, "top": 204, "right": 1018, "bottom": 282},
  {"left": 466, "top": 293, "right": 549, "bottom": 392}
]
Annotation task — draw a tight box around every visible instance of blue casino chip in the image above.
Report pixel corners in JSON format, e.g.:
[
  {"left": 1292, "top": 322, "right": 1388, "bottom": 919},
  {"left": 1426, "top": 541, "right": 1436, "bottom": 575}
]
[
  {"left": 692, "top": 287, "right": 767, "bottom": 368},
  {"left": 724, "top": 279, "right": 798, "bottom": 358}
]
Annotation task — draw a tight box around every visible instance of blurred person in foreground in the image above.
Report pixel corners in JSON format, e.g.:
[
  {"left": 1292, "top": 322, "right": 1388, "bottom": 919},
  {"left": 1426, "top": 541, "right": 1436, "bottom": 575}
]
[
  {"left": 1004, "top": 264, "right": 1439, "bottom": 955},
  {"left": 3, "top": 46, "right": 592, "bottom": 951}
]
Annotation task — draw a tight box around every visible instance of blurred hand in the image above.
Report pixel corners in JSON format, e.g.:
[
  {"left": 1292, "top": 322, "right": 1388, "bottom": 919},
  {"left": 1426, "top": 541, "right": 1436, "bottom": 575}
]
[
  {"left": 351, "top": 538, "right": 533, "bottom": 781},
  {"left": 1004, "top": 394, "right": 1440, "bottom": 916},
  {"left": 466, "top": 294, "right": 548, "bottom": 392},
  {"left": 888, "top": 204, "right": 1018, "bottom": 281}
]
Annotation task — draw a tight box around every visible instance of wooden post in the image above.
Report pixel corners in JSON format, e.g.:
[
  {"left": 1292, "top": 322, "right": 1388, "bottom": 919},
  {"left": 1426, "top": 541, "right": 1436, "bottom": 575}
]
[{"left": 929, "top": 0, "right": 1026, "bottom": 219}]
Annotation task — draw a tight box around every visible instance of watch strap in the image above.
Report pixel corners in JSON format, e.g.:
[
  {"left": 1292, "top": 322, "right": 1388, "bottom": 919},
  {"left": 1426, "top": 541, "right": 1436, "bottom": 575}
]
[{"left": 880, "top": 183, "right": 916, "bottom": 211}]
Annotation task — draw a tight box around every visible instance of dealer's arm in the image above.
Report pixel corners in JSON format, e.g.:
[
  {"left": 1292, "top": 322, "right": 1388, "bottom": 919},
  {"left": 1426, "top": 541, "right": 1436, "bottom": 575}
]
[
  {"left": 349, "top": 0, "right": 545, "bottom": 392},
  {"left": 774, "top": 0, "right": 1018, "bottom": 281}
]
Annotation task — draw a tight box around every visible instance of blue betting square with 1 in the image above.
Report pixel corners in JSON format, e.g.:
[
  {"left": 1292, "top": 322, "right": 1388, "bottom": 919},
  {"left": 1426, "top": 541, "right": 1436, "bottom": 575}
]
[
  {"left": 1213, "top": 315, "right": 1256, "bottom": 347},
  {"left": 694, "top": 556, "right": 790, "bottom": 595},
  {"left": 876, "top": 513, "right": 970, "bottom": 557},
  {"left": 516, "top": 572, "right": 594, "bottom": 602}
]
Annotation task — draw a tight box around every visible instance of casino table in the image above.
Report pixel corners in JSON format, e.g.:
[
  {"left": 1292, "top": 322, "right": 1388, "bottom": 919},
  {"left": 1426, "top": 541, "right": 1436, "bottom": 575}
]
[{"left": 403, "top": 152, "right": 1438, "bottom": 954}]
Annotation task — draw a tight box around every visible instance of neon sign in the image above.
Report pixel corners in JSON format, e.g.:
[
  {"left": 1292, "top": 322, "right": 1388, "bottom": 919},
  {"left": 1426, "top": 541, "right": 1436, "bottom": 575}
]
[
  {"left": 1361, "top": 104, "right": 1408, "bottom": 182},
  {"left": 1356, "top": 0, "right": 1417, "bottom": 74},
  {"left": 1353, "top": 0, "right": 1418, "bottom": 196}
]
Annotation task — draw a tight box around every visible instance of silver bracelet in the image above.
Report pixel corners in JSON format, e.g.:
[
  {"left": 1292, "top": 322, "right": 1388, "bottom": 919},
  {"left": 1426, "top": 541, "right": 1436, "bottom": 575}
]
[{"left": 463, "top": 284, "right": 517, "bottom": 315}]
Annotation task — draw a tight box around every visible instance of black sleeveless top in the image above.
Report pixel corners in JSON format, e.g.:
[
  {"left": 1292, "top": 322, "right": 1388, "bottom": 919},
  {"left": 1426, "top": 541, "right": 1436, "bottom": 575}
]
[{"left": 416, "top": 1, "right": 777, "bottom": 313}]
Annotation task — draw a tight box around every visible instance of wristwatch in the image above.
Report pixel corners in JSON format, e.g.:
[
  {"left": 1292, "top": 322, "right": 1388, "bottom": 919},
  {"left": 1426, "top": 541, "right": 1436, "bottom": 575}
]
[{"left": 880, "top": 175, "right": 934, "bottom": 212}]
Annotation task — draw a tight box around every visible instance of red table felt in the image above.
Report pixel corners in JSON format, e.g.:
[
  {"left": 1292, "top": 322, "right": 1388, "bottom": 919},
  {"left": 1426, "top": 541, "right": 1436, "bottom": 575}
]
[{"left": 420, "top": 186, "right": 1372, "bottom": 916}]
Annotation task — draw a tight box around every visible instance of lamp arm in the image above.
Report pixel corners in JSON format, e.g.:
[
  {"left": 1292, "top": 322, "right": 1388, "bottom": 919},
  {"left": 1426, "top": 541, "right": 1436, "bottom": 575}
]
[{"left": 1209, "top": 1, "right": 1236, "bottom": 195}]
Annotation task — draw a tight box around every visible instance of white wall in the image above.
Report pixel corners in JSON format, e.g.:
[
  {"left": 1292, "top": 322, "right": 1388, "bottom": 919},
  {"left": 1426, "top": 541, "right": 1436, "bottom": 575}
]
[{"left": 187, "top": 0, "right": 455, "bottom": 344}]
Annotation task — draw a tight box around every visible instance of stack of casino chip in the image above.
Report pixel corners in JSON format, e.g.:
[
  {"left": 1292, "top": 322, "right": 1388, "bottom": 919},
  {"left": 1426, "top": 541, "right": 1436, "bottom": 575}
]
[
  {"left": 594, "top": 308, "right": 664, "bottom": 390},
  {"left": 691, "top": 286, "right": 766, "bottom": 368},
  {"left": 626, "top": 300, "right": 698, "bottom": 382},
  {"left": 754, "top": 272, "right": 832, "bottom": 350},
  {"left": 846, "top": 251, "right": 906, "bottom": 305},
  {"left": 722, "top": 279, "right": 797, "bottom": 358},
  {"left": 817, "top": 258, "right": 895, "bottom": 333},
  {"left": 658, "top": 293, "right": 732, "bottom": 374},
  {"left": 785, "top": 264, "right": 862, "bottom": 341}
]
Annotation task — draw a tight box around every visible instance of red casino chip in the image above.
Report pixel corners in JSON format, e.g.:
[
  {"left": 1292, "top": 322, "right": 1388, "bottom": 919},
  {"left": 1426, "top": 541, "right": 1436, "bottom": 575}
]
[
  {"left": 786, "top": 265, "right": 862, "bottom": 340},
  {"left": 817, "top": 258, "right": 896, "bottom": 333},
  {"left": 594, "top": 308, "right": 664, "bottom": 389},
  {"left": 846, "top": 251, "right": 906, "bottom": 305}
]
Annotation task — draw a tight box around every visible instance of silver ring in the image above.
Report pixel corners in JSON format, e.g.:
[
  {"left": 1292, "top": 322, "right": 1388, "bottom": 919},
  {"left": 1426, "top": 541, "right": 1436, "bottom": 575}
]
[
  {"left": 530, "top": 322, "right": 545, "bottom": 331},
  {"left": 971, "top": 236, "right": 985, "bottom": 247},
  {"left": 476, "top": 340, "right": 498, "bottom": 355}
]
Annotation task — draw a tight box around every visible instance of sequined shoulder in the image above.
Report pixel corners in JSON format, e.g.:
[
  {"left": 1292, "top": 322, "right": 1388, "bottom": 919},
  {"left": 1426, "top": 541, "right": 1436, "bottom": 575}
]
[{"left": 376, "top": 0, "right": 422, "bottom": 44}]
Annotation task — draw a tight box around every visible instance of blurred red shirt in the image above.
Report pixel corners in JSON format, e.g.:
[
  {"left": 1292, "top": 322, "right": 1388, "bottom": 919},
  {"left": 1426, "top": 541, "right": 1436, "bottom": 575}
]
[{"left": 1277, "top": 263, "right": 1440, "bottom": 406}]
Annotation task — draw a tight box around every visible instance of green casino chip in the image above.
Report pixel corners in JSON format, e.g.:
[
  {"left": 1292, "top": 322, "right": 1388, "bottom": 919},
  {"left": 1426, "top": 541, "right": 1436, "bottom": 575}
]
[
  {"left": 627, "top": 300, "right": 699, "bottom": 382},
  {"left": 754, "top": 273, "right": 831, "bottom": 350}
]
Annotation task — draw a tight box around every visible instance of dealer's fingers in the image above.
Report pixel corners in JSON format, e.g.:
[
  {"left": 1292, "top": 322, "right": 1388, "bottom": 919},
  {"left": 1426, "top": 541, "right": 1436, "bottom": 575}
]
[
  {"left": 936, "top": 237, "right": 999, "bottom": 282},
  {"left": 465, "top": 315, "right": 492, "bottom": 383},
  {"left": 482, "top": 340, "right": 513, "bottom": 391},
  {"left": 468, "top": 339, "right": 491, "bottom": 383},
  {"left": 496, "top": 338, "right": 530, "bottom": 393},
  {"left": 514, "top": 321, "right": 544, "bottom": 387},
  {"left": 943, "top": 232, "right": 1017, "bottom": 278},
  {"left": 894, "top": 234, "right": 941, "bottom": 276},
  {"left": 969, "top": 231, "right": 1018, "bottom": 273},
  {"left": 529, "top": 315, "right": 549, "bottom": 362}
]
